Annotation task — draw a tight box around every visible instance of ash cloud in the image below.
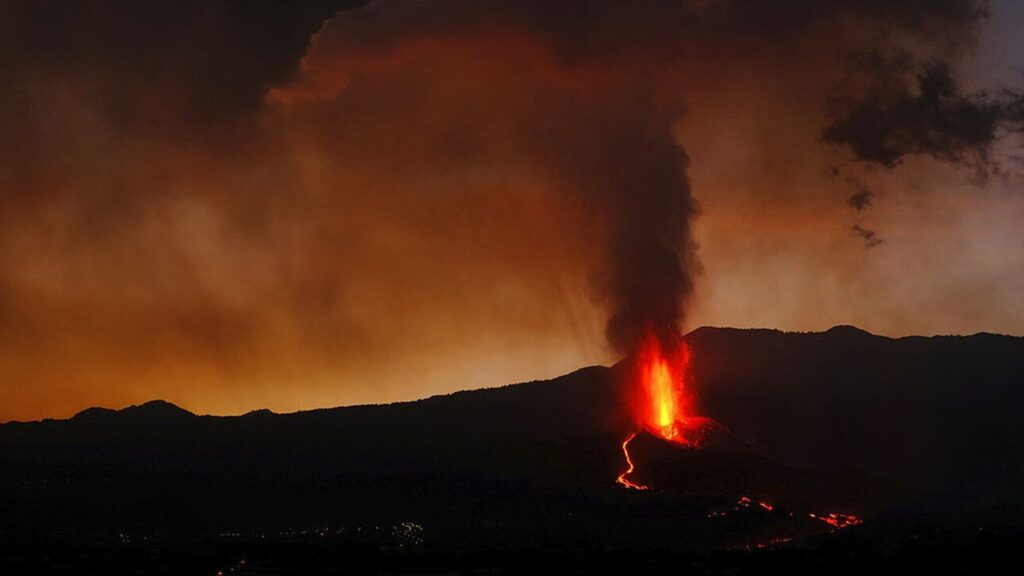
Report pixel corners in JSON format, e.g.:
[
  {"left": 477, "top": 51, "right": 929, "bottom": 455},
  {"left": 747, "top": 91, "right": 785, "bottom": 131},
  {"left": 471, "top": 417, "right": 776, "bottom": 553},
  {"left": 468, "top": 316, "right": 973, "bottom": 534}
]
[
  {"left": 845, "top": 176, "right": 875, "bottom": 212},
  {"left": 0, "top": 0, "right": 365, "bottom": 129},
  {"left": 0, "top": 0, "right": 1019, "bottom": 419},
  {"left": 824, "top": 59, "right": 1024, "bottom": 174},
  {"left": 852, "top": 224, "right": 885, "bottom": 249},
  {"left": 274, "top": 0, "right": 997, "bottom": 353},
  {"left": 837, "top": 174, "right": 884, "bottom": 248}
]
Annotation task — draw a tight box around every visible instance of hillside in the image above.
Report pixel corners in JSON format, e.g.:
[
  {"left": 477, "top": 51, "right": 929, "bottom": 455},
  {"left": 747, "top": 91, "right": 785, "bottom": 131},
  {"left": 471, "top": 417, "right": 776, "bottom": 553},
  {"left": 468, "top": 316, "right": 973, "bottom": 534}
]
[{"left": 1, "top": 326, "right": 1022, "bottom": 572}]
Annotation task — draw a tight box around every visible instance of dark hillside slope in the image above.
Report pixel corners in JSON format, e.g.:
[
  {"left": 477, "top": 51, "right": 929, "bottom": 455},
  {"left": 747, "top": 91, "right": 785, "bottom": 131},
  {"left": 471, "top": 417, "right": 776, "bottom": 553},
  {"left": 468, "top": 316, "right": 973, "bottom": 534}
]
[
  {"left": 1, "top": 327, "right": 1022, "bottom": 556},
  {"left": 688, "top": 326, "right": 1024, "bottom": 506}
]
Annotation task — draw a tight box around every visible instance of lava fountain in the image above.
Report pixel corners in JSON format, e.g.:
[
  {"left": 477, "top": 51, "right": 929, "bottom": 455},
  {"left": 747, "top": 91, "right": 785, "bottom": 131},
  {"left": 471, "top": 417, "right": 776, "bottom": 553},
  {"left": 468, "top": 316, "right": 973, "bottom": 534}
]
[
  {"left": 613, "top": 332, "right": 863, "bottom": 538},
  {"left": 631, "top": 329, "right": 709, "bottom": 445},
  {"left": 616, "top": 328, "right": 713, "bottom": 489}
]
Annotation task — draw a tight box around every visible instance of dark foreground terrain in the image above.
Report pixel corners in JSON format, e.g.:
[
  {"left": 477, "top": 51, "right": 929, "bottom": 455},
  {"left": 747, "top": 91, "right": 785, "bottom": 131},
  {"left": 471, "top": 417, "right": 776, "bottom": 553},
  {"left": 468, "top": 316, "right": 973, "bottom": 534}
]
[{"left": 1, "top": 326, "right": 1022, "bottom": 574}]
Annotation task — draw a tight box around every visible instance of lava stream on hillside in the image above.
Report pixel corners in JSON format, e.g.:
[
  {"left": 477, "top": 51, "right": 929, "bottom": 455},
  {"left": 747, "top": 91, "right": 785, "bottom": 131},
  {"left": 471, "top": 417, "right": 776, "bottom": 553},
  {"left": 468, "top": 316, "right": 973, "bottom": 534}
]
[
  {"left": 616, "top": 329, "right": 714, "bottom": 490},
  {"left": 613, "top": 329, "right": 864, "bottom": 543},
  {"left": 615, "top": 432, "right": 648, "bottom": 490}
]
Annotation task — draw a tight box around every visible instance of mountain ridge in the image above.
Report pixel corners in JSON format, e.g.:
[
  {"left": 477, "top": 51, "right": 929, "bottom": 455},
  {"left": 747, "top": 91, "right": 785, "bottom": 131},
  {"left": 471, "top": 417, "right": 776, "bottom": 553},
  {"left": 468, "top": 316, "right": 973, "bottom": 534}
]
[
  {"left": 7, "top": 325, "right": 1020, "bottom": 427},
  {"left": 1, "top": 324, "right": 1021, "bottom": 558}
]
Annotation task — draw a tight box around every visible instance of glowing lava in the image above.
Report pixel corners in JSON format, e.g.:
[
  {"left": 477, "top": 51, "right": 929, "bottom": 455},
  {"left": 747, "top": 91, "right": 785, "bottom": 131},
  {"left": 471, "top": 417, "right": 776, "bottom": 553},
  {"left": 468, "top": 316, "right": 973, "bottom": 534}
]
[
  {"left": 648, "top": 355, "right": 678, "bottom": 438},
  {"left": 809, "top": 512, "right": 862, "bottom": 530},
  {"left": 615, "top": 432, "right": 648, "bottom": 490},
  {"left": 707, "top": 496, "right": 776, "bottom": 518},
  {"left": 612, "top": 331, "right": 866, "bottom": 541},
  {"left": 616, "top": 329, "right": 712, "bottom": 490},
  {"left": 632, "top": 329, "right": 706, "bottom": 446}
]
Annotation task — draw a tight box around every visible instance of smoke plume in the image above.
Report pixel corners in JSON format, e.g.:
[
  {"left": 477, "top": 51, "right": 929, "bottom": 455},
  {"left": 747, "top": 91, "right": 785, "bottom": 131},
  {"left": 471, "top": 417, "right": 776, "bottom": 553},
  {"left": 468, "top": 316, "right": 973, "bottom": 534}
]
[
  {"left": 2, "top": 0, "right": 1021, "bottom": 419},
  {"left": 273, "top": 0, "right": 999, "bottom": 352}
]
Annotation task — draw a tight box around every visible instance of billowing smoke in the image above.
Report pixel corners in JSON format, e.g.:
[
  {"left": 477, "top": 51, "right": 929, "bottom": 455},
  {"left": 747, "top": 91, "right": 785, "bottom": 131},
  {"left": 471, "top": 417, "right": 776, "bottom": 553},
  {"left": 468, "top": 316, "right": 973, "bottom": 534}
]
[
  {"left": 274, "top": 0, "right": 1001, "bottom": 352},
  {"left": 825, "top": 59, "right": 1024, "bottom": 174},
  {"left": 268, "top": 1, "right": 713, "bottom": 355},
  {"left": 601, "top": 113, "right": 699, "bottom": 353},
  {"left": 1, "top": 0, "right": 1020, "bottom": 419}
]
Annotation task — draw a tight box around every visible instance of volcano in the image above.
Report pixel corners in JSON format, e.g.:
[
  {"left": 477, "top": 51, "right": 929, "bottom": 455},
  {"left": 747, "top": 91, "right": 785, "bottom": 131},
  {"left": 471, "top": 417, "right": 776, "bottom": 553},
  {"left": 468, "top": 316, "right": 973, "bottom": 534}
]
[{"left": 2, "top": 326, "right": 1023, "bottom": 573}]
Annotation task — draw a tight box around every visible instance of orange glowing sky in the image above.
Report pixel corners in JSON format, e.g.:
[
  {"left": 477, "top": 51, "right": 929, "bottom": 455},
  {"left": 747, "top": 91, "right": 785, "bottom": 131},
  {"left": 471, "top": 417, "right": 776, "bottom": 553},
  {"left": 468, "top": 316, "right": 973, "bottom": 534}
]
[{"left": 0, "top": 0, "right": 1022, "bottom": 422}]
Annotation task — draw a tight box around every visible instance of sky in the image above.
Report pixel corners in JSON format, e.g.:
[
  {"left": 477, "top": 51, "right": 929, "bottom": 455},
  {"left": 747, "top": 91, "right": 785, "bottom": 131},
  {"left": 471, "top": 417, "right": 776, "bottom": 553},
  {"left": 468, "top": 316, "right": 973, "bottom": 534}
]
[{"left": 1, "top": 0, "right": 1022, "bottom": 422}]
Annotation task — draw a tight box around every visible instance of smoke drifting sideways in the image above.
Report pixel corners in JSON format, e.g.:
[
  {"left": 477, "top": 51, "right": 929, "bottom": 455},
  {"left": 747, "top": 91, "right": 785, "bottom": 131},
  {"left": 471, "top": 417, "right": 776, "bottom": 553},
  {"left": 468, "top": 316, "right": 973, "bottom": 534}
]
[
  {"left": 0, "top": 0, "right": 1019, "bottom": 419},
  {"left": 273, "top": 0, "right": 1003, "bottom": 352},
  {"left": 825, "top": 54, "right": 1024, "bottom": 248},
  {"left": 825, "top": 57, "right": 1024, "bottom": 175}
]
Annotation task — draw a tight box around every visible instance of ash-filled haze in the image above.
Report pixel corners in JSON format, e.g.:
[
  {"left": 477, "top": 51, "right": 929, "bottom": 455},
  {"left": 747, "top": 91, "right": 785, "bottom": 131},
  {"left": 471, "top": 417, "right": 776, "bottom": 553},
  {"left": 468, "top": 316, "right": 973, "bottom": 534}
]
[{"left": 1, "top": 0, "right": 1023, "bottom": 421}]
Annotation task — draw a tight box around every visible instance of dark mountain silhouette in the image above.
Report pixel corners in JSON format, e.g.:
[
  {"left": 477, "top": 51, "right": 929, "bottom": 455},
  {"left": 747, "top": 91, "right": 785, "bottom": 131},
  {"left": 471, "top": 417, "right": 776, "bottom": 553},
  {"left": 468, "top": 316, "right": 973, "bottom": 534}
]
[
  {"left": 687, "top": 326, "right": 1024, "bottom": 507},
  {"left": 1, "top": 326, "right": 1022, "bottom": 573}
]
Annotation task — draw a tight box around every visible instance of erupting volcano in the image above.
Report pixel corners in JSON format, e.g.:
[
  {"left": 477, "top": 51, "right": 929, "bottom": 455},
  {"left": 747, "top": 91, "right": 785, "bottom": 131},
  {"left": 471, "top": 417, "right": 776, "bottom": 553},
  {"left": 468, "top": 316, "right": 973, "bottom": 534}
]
[
  {"left": 614, "top": 329, "right": 868, "bottom": 543},
  {"left": 616, "top": 329, "right": 716, "bottom": 490},
  {"left": 615, "top": 432, "right": 648, "bottom": 490},
  {"left": 630, "top": 330, "right": 711, "bottom": 445}
]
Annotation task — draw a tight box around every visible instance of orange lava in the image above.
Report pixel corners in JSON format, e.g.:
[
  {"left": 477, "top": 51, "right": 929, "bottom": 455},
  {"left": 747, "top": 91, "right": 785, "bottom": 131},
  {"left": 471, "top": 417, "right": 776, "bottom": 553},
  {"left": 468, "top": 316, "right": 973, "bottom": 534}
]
[
  {"left": 809, "top": 512, "right": 862, "bottom": 530},
  {"left": 615, "top": 432, "right": 648, "bottom": 490},
  {"left": 707, "top": 496, "right": 775, "bottom": 517},
  {"left": 616, "top": 329, "right": 713, "bottom": 490},
  {"left": 632, "top": 329, "right": 706, "bottom": 446},
  {"left": 745, "top": 536, "right": 793, "bottom": 550}
]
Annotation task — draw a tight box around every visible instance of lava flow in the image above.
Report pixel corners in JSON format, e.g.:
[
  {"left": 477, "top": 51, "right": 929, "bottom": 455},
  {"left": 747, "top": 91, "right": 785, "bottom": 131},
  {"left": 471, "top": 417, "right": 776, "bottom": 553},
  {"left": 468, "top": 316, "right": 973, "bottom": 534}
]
[
  {"left": 616, "top": 329, "right": 712, "bottom": 490},
  {"left": 809, "top": 512, "right": 862, "bottom": 530},
  {"left": 615, "top": 432, "right": 648, "bottom": 490},
  {"left": 632, "top": 329, "right": 708, "bottom": 445}
]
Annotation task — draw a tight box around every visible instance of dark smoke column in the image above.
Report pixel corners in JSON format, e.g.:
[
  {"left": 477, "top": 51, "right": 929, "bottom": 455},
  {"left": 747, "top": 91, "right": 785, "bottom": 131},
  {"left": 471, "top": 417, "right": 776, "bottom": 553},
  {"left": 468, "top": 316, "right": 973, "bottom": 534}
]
[{"left": 599, "top": 105, "right": 699, "bottom": 354}]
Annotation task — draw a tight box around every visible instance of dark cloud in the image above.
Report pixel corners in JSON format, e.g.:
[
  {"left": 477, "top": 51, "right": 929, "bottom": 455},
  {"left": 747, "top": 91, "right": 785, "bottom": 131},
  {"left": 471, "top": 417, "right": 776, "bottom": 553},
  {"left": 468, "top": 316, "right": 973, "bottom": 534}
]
[
  {"left": 1, "top": 0, "right": 1019, "bottom": 419},
  {"left": 852, "top": 224, "right": 885, "bottom": 248},
  {"left": 829, "top": 168, "right": 884, "bottom": 247},
  {"left": 845, "top": 175, "right": 875, "bottom": 212},
  {"left": 824, "top": 59, "right": 1023, "bottom": 173},
  {"left": 0, "top": 0, "right": 366, "bottom": 130},
  {"left": 278, "top": 0, "right": 995, "bottom": 353}
]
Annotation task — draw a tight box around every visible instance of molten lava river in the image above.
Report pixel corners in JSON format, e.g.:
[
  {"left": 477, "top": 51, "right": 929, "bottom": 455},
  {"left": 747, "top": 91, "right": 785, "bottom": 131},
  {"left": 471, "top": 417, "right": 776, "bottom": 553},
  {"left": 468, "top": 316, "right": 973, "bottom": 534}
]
[
  {"left": 613, "top": 330, "right": 862, "bottom": 539},
  {"left": 616, "top": 330, "right": 710, "bottom": 490}
]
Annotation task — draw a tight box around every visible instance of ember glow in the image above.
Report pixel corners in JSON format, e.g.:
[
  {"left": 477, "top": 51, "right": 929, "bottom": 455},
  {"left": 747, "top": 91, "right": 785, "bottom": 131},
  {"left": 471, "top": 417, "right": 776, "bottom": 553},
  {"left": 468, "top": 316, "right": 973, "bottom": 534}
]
[
  {"left": 616, "top": 329, "right": 715, "bottom": 490},
  {"left": 809, "top": 512, "right": 862, "bottom": 530},
  {"left": 707, "top": 496, "right": 776, "bottom": 518},
  {"left": 615, "top": 432, "right": 648, "bottom": 491},
  {"left": 632, "top": 330, "right": 709, "bottom": 446}
]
